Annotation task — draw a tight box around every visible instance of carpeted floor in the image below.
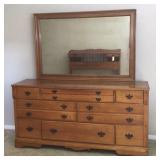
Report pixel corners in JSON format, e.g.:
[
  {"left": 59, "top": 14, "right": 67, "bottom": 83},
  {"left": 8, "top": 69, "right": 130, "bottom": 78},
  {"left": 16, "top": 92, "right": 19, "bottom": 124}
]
[{"left": 4, "top": 130, "right": 156, "bottom": 156}]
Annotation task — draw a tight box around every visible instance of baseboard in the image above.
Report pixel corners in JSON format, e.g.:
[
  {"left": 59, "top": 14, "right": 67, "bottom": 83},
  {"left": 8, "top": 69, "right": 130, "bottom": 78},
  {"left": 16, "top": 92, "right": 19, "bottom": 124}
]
[
  {"left": 4, "top": 125, "right": 156, "bottom": 140},
  {"left": 148, "top": 134, "right": 156, "bottom": 140},
  {"left": 4, "top": 125, "right": 15, "bottom": 130}
]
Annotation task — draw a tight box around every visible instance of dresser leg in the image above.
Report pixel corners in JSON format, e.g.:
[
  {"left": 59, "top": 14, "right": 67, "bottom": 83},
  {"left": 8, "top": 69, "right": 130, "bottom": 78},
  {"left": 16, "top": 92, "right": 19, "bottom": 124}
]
[
  {"left": 116, "top": 149, "right": 148, "bottom": 156},
  {"left": 15, "top": 141, "right": 42, "bottom": 148}
]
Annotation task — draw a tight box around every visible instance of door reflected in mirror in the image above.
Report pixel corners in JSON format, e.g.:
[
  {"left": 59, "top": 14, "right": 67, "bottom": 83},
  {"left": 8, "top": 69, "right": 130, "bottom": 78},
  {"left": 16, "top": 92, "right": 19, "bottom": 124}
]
[{"left": 40, "top": 16, "right": 130, "bottom": 76}]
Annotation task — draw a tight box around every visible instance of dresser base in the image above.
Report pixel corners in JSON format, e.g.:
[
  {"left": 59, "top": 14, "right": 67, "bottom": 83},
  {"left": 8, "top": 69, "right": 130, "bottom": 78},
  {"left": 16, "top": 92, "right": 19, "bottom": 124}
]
[{"left": 15, "top": 138, "right": 148, "bottom": 156}]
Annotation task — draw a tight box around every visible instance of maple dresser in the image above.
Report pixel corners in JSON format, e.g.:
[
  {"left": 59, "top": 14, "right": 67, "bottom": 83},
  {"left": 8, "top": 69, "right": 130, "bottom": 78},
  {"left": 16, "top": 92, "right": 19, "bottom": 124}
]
[{"left": 12, "top": 79, "right": 149, "bottom": 155}]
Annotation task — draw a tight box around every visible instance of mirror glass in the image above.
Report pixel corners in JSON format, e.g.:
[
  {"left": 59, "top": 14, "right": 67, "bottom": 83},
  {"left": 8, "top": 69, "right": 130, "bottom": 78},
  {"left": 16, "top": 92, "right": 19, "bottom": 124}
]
[{"left": 40, "top": 16, "right": 130, "bottom": 76}]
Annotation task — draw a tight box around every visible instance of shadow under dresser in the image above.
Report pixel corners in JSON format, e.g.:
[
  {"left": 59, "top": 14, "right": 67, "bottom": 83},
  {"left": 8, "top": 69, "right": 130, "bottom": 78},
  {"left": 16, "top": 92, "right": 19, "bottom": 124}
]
[{"left": 12, "top": 79, "right": 149, "bottom": 155}]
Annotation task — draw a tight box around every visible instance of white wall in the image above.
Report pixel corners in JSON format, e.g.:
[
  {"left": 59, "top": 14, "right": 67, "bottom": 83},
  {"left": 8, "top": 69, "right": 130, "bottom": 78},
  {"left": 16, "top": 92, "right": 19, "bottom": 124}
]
[{"left": 4, "top": 4, "right": 156, "bottom": 135}]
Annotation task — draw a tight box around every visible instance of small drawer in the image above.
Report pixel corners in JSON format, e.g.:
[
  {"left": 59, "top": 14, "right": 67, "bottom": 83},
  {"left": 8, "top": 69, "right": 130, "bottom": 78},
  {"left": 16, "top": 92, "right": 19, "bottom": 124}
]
[
  {"left": 116, "top": 125, "right": 144, "bottom": 146},
  {"left": 40, "top": 94, "right": 113, "bottom": 103},
  {"left": 14, "top": 87, "right": 39, "bottom": 99},
  {"left": 17, "top": 118, "right": 41, "bottom": 138},
  {"left": 16, "top": 109, "right": 76, "bottom": 122},
  {"left": 15, "top": 100, "right": 76, "bottom": 111},
  {"left": 40, "top": 88, "right": 113, "bottom": 96},
  {"left": 78, "top": 113, "right": 143, "bottom": 125},
  {"left": 78, "top": 102, "right": 144, "bottom": 114},
  {"left": 116, "top": 90, "right": 143, "bottom": 104},
  {"left": 42, "top": 121, "right": 114, "bottom": 145}
]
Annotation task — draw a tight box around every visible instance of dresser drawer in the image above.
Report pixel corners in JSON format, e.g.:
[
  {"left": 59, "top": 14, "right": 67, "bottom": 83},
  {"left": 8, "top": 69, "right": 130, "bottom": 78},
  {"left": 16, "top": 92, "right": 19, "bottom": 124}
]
[
  {"left": 15, "top": 100, "right": 76, "bottom": 111},
  {"left": 42, "top": 121, "right": 114, "bottom": 145},
  {"left": 40, "top": 88, "right": 113, "bottom": 96},
  {"left": 78, "top": 113, "right": 143, "bottom": 125},
  {"left": 116, "top": 90, "right": 143, "bottom": 104},
  {"left": 78, "top": 102, "right": 144, "bottom": 114},
  {"left": 40, "top": 94, "right": 113, "bottom": 102},
  {"left": 17, "top": 118, "right": 41, "bottom": 138},
  {"left": 14, "top": 87, "right": 39, "bottom": 99},
  {"left": 116, "top": 125, "right": 144, "bottom": 146},
  {"left": 16, "top": 109, "right": 76, "bottom": 122}
]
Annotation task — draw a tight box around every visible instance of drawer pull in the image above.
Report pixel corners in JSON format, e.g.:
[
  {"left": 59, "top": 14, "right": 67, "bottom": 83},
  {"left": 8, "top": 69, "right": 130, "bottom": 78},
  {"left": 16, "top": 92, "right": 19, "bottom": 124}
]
[
  {"left": 26, "top": 102, "right": 32, "bottom": 107},
  {"left": 126, "top": 117, "right": 133, "bottom": 123},
  {"left": 125, "top": 133, "right": 134, "bottom": 139},
  {"left": 86, "top": 115, "right": 94, "bottom": 121},
  {"left": 126, "top": 94, "right": 133, "bottom": 99},
  {"left": 26, "top": 127, "right": 33, "bottom": 132},
  {"left": 96, "top": 98, "right": 101, "bottom": 102},
  {"left": 50, "top": 128, "right": 58, "bottom": 134},
  {"left": 61, "top": 114, "right": 67, "bottom": 119},
  {"left": 97, "top": 131, "right": 106, "bottom": 137},
  {"left": 25, "top": 91, "right": 31, "bottom": 96},
  {"left": 60, "top": 104, "right": 67, "bottom": 110},
  {"left": 26, "top": 112, "right": 32, "bottom": 117},
  {"left": 126, "top": 106, "right": 133, "bottom": 112},
  {"left": 52, "top": 90, "right": 57, "bottom": 94},
  {"left": 86, "top": 105, "right": 93, "bottom": 111},
  {"left": 52, "top": 96, "right": 57, "bottom": 100},
  {"left": 96, "top": 91, "right": 101, "bottom": 95}
]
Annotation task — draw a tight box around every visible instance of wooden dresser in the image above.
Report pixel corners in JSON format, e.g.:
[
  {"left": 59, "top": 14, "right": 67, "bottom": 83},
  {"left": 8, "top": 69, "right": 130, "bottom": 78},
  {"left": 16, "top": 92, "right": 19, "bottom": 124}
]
[{"left": 12, "top": 79, "right": 149, "bottom": 155}]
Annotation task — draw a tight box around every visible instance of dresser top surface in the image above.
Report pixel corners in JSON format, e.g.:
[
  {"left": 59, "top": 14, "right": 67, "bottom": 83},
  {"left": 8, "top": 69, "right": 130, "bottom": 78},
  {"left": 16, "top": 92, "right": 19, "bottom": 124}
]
[{"left": 12, "top": 79, "right": 149, "bottom": 90}]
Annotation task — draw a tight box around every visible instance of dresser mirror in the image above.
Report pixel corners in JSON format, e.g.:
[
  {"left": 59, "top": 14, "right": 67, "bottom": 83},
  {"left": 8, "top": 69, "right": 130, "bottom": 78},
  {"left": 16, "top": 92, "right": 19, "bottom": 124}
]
[{"left": 34, "top": 10, "right": 136, "bottom": 81}]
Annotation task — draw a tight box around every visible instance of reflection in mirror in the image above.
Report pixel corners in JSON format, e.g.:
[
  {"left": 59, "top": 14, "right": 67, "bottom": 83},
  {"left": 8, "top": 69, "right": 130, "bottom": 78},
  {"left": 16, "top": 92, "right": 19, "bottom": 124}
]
[{"left": 40, "top": 16, "right": 130, "bottom": 76}]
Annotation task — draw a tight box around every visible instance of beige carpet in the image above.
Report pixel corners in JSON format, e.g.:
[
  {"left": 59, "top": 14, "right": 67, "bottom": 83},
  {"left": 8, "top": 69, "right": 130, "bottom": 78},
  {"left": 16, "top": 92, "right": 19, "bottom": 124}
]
[{"left": 4, "top": 130, "right": 156, "bottom": 156}]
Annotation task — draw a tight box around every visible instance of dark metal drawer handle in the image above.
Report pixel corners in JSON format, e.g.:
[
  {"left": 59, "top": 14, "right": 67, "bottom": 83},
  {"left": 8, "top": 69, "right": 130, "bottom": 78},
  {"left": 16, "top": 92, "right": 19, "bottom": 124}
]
[
  {"left": 125, "top": 133, "right": 134, "bottom": 139},
  {"left": 96, "top": 98, "right": 101, "bottom": 102},
  {"left": 52, "top": 90, "right": 57, "bottom": 94},
  {"left": 126, "top": 94, "right": 133, "bottom": 99},
  {"left": 26, "top": 112, "right": 32, "bottom": 117},
  {"left": 126, "top": 117, "right": 133, "bottom": 123},
  {"left": 61, "top": 114, "right": 67, "bottom": 119},
  {"left": 60, "top": 104, "right": 67, "bottom": 110},
  {"left": 86, "top": 105, "right": 93, "bottom": 111},
  {"left": 52, "top": 96, "right": 57, "bottom": 100},
  {"left": 50, "top": 128, "right": 58, "bottom": 134},
  {"left": 25, "top": 91, "right": 31, "bottom": 96},
  {"left": 126, "top": 106, "right": 133, "bottom": 112},
  {"left": 96, "top": 91, "right": 101, "bottom": 95},
  {"left": 25, "top": 102, "right": 32, "bottom": 107},
  {"left": 86, "top": 115, "right": 93, "bottom": 121},
  {"left": 26, "top": 127, "right": 33, "bottom": 132},
  {"left": 97, "top": 131, "right": 106, "bottom": 137}
]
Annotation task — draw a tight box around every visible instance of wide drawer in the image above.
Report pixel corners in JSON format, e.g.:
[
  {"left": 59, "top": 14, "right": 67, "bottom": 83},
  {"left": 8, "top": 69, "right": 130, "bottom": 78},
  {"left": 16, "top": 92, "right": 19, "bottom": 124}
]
[
  {"left": 40, "top": 94, "right": 113, "bottom": 102},
  {"left": 15, "top": 100, "right": 76, "bottom": 111},
  {"left": 42, "top": 121, "right": 114, "bottom": 145},
  {"left": 116, "top": 125, "right": 144, "bottom": 146},
  {"left": 17, "top": 118, "right": 41, "bottom": 138},
  {"left": 78, "top": 113, "right": 143, "bottom": 125},
  {"left": 14, "top": 87, "right": 39, "bottom": 99},
  {"left": 16, "top": 109, "right": 76, "bottom": 122},
  {"left": 116, "top": 90, "right": 143, "bottom": 104},
  {"left": 78, "top": 102, "right": 144, "bottom": 114},
  {"left": 40, "top": 88, "right": 113, "bottom": 96}
]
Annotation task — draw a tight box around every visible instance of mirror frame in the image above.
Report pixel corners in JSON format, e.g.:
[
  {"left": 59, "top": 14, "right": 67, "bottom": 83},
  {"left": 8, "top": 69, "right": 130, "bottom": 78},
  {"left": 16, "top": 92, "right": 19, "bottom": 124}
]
[{"left": 34, "top": 9, "right": 136, "bottom": 81}]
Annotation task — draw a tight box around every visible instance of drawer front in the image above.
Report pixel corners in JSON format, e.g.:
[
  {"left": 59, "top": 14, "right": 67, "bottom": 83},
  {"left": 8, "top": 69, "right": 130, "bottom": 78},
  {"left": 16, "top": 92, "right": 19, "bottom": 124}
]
[
  {"left": 40, "top": 88, "right": 113, "bottom": 96},
  {"left": 116, "top": 90, "right": 143, "bottom": 104},
  {"left": 78, "top": 113, "right": 143, "bottom": 125},
  {"left": 40, "top": 94, "right": 113, "bottom": 103},
  {"left": 16, "top": 109, "right": 76, "bottom": 122},
  {"left": 17, "top": 118, "right": 41, "bottom": 138},
  {"left": 42, "top": 121, "right": 114, "bottom": 145},
  {"left": 15, "top": 100, "right": 76, "bottom": 111},
  {"left": 116, "top": 125, "right": 144, "bottom": 146},
  {"left": 15, "top": 87, "right": 39, "bottom": 99},
  {"left": 78, "top": 102, "right": 144, "bottom": 114}
]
